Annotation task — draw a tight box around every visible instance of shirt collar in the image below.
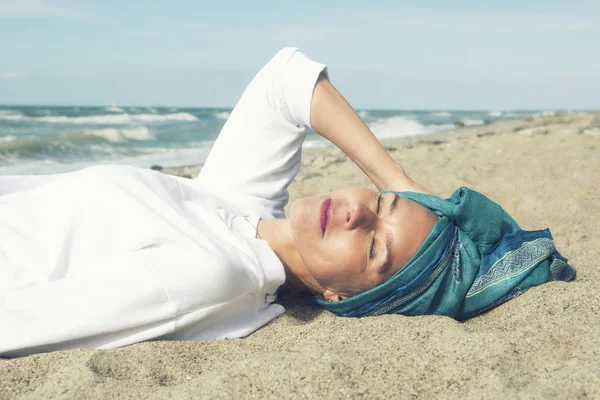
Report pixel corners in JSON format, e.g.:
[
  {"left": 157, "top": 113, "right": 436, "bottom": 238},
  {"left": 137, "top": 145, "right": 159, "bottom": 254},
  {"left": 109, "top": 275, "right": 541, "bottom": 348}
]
[{"left": 232, "top": 215, "right": 286, "bottom": 303}]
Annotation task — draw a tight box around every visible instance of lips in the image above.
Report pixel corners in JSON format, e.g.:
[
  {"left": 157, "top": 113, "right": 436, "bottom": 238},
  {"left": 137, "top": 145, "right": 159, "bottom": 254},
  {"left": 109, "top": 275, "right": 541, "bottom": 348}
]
[{"left": 320, "top": 198, "right": 332, "bottom": 237}]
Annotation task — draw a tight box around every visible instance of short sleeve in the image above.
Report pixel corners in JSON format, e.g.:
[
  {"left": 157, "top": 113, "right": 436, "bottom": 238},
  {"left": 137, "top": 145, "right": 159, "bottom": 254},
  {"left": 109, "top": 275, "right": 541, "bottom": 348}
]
[{"left": 196, "top": 48, "right": 328, "bottom": 219}]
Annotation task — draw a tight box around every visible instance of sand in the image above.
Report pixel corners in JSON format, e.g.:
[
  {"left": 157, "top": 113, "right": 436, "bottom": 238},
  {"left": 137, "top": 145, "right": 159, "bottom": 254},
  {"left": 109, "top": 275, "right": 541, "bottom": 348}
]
[{"left": 1, "top": 113, "right": 599, "bottom": 399}]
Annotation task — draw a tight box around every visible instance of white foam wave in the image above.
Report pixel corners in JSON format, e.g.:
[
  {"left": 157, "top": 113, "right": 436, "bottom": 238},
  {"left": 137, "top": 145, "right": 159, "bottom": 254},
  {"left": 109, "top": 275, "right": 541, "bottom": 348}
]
[
  {"left": 0, "top": 135, "right": 17, "bottom": 142},
  {"left": 429, "top": 123, "right": 456, "bottom": 131},
  {"left": 431, "top": 111, "right": 452, "bottom": 118},
  {"left": 130, "top": 113, "right": 198, "bottom": 122},
  {"left": 358, "top": 110, "right": 370, "bottom": 119},
  {"left": 82, "top": 127, "right": 155, "bottom": 143},
  {"left": 0, "top": 112, "right": 199, "bottom": 124},
  {"left": 461, "top": 119, "right": 485, "bottom": 126},
  {"left": 0, "top": 141, "right": 215, "bottom": 175},
  {"left": 214, "top": 111, "right": 230, "bottom": 120},
  {"left": 541, "top": 110, "right": 556, "bottom": 116},
  {"left": 105, "top": 105, "right": 124, "bottom": 113},
  {"left": 488, "top": 111, "right": 502, "bottom": 117},
  {"left": 368, "top": 116, "right": 429, "bottom": 139},
  {"left": 0, "top": 113, "right": 24, "bottom": 121}
]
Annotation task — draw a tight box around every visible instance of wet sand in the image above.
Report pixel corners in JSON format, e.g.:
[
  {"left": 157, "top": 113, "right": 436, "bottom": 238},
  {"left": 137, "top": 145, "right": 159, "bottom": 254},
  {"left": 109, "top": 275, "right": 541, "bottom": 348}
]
[{"left": 1, "top": 113, "right": 599, "bottom": 399}]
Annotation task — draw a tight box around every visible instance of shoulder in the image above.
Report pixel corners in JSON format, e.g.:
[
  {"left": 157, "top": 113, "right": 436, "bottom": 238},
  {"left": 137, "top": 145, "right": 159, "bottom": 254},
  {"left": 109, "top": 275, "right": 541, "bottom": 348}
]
[{"left": 146, "top": 244, "right": 262, "bottom": 314}]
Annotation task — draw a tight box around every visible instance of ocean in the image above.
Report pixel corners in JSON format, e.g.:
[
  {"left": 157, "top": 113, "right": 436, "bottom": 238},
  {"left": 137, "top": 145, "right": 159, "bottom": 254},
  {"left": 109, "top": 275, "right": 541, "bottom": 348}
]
[{"left": 0, "top": 106, "right": 548, "bottom": 175}]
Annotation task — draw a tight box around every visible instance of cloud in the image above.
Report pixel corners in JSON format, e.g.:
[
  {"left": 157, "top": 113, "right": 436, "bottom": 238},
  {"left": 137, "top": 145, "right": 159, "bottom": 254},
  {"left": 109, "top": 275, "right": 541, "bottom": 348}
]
[
  {"left": 0, "top": 72, "right": 18, "bottom": 79},
  {"left": 0, "top": 0, "right": 87, "bottom": 19}
]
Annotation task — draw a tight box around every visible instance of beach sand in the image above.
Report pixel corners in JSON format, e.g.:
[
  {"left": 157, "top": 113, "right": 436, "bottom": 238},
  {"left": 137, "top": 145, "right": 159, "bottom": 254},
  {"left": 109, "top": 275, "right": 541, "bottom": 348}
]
[{"left": 1, "top": 113, "right": 599, "bottom": 399}]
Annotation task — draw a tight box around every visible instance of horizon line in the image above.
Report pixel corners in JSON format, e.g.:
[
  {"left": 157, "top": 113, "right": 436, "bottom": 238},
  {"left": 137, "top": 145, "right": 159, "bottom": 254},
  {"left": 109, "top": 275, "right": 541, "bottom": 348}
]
[{"left": 1, "top": 104, "right": 596, "bottom": 112}]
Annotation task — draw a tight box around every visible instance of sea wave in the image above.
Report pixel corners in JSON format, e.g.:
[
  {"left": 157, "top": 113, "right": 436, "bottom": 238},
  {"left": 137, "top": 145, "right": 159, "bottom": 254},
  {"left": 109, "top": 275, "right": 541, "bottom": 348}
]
[
  {"left": 0, "top": 141, "right": 215, "bottom": 175},
  {"left": 0, "top": 112, "right": 198, "bottom": 124},
  {"left": 0, "top": 112, "right": 23, "bottom": 121},
  {"left": 459, "top": 119, "right": 486, "bottom": 126},
  {"left": 431, "top": 111, "right": 452, "bottom": 118},
  {"left": 0, "top": 135, "right": 17, "bottom": 142},
  {"left": 429, "top": 123, "right": 456, "bottom": 131},
  {"left": 105, "top": 105, "right": 125, "bottom": 113},
  {"left": 368, "top": 116, "right": 429, "bottom": 139},
  {"left": 0, "top": 135, "right": 65, "bottom": 158},
  {"left": 0, "top": 127, "right": 156, "bottom": 160},
  {"left": 0, "top": 110, "right": 20, "bottom": 116},
  {"left": 82, "top": 127, "right": 155, "bottom": 143},
  {"left": 488, "top": 111, "right": 503, "bottom": 117},
  {"left": 214, "top": 111, "right": 231, "bottom": 120}
]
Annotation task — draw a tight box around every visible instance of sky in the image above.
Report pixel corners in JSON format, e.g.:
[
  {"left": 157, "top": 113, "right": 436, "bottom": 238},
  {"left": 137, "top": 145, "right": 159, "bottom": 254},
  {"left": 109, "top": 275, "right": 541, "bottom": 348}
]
[{"left": 0, "top": 0, "right": 599, "bottom": 109}]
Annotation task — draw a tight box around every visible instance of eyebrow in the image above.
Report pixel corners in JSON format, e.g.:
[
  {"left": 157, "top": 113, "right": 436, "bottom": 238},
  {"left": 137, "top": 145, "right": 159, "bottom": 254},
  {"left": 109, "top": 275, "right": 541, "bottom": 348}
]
[{"left": 380, "top": 193, "right": 399, "bottom": 275}]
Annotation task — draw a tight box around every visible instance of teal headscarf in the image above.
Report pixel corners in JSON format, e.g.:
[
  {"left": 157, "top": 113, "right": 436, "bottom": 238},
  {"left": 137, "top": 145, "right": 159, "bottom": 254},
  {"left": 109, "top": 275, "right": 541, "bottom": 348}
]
[{"left": 315, "top": 187, "right": 576, "bottom": 319}]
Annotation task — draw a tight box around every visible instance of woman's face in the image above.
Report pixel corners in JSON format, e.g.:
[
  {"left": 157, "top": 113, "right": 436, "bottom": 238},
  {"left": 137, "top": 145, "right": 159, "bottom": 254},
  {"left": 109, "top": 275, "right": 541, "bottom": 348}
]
[{"left": 289, "top": 187, "right": 438, "bottom": 299}]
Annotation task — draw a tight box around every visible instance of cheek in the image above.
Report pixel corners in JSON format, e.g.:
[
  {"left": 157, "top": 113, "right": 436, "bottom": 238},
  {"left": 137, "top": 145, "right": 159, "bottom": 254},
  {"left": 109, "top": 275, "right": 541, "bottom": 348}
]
[
  {"left": 306, "top": 234, "right": 365, "bottom": 287},
  {"left": 290, "top": 199, "right": 368, "bottom": 289}
]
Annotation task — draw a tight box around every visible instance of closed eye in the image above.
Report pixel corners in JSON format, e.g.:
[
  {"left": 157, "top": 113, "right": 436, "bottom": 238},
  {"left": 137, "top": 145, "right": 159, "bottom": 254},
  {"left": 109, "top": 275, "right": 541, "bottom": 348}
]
[{"left": 369, "top": 194, "right": 382, "bottom": 259}]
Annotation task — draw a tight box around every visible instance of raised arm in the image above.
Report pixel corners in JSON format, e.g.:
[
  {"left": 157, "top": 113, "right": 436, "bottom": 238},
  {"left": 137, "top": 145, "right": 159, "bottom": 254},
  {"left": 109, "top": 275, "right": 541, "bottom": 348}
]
[
  {"left": 197, "top": 47, "right": 431, "bottom": 220},
  {"left": 196, "top": 47, "right": 328, "bottom": 218},
  {"left": 310, "top": 75, "right": 433, "bottom": 195}
]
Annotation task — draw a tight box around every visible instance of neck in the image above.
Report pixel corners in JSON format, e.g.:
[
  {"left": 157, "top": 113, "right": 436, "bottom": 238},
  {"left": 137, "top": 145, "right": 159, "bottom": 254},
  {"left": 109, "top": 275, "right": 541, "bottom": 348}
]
[{"left": 256, "top": 218, "right": 322, "bottom": 295}]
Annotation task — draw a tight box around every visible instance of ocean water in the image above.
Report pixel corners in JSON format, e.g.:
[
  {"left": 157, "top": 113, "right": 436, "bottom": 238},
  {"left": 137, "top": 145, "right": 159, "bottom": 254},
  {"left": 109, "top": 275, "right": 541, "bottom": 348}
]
[{"left": 0, "top": 106, "right": 543, "bottom": 175}]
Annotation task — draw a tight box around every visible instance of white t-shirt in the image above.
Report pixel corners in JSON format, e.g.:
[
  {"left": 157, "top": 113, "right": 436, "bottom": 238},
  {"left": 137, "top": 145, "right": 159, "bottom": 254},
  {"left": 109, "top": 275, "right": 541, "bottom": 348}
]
[{"left": 0, "top": 47, "right": 328, "bottom": 357}]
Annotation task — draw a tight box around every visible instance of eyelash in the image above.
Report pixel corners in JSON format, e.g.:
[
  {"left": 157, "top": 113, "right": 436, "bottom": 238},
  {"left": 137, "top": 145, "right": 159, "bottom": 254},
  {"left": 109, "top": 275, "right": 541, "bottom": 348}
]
[{"left": 369, "top": 194, "right": 382, "bottom": 259}]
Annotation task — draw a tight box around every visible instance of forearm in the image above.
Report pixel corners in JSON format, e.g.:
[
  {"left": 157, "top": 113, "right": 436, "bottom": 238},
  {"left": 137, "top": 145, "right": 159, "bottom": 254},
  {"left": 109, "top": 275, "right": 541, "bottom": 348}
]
[{"left": 310, "top": 75, "right": 432, "bottom": 194}]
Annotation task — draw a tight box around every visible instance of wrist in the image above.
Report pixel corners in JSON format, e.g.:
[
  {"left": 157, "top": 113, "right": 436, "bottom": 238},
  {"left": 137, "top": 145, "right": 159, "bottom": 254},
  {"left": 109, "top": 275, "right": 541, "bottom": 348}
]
[{"left": 380, "top": 163, "right": 409, "bottom": 192}]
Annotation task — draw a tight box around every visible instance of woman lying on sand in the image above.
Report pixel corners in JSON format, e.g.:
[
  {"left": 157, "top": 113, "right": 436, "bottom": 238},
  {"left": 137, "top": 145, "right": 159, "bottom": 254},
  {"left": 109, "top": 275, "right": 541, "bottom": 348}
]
[{"left": 0, "top": 48, "right": 575, "bottom": 357}]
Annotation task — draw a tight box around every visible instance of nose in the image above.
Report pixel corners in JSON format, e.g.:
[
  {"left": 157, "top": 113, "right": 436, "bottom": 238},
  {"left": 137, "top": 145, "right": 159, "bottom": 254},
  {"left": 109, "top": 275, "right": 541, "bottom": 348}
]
[{"left": 344, "top": 201, "right": 376, "bottom": 231}]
